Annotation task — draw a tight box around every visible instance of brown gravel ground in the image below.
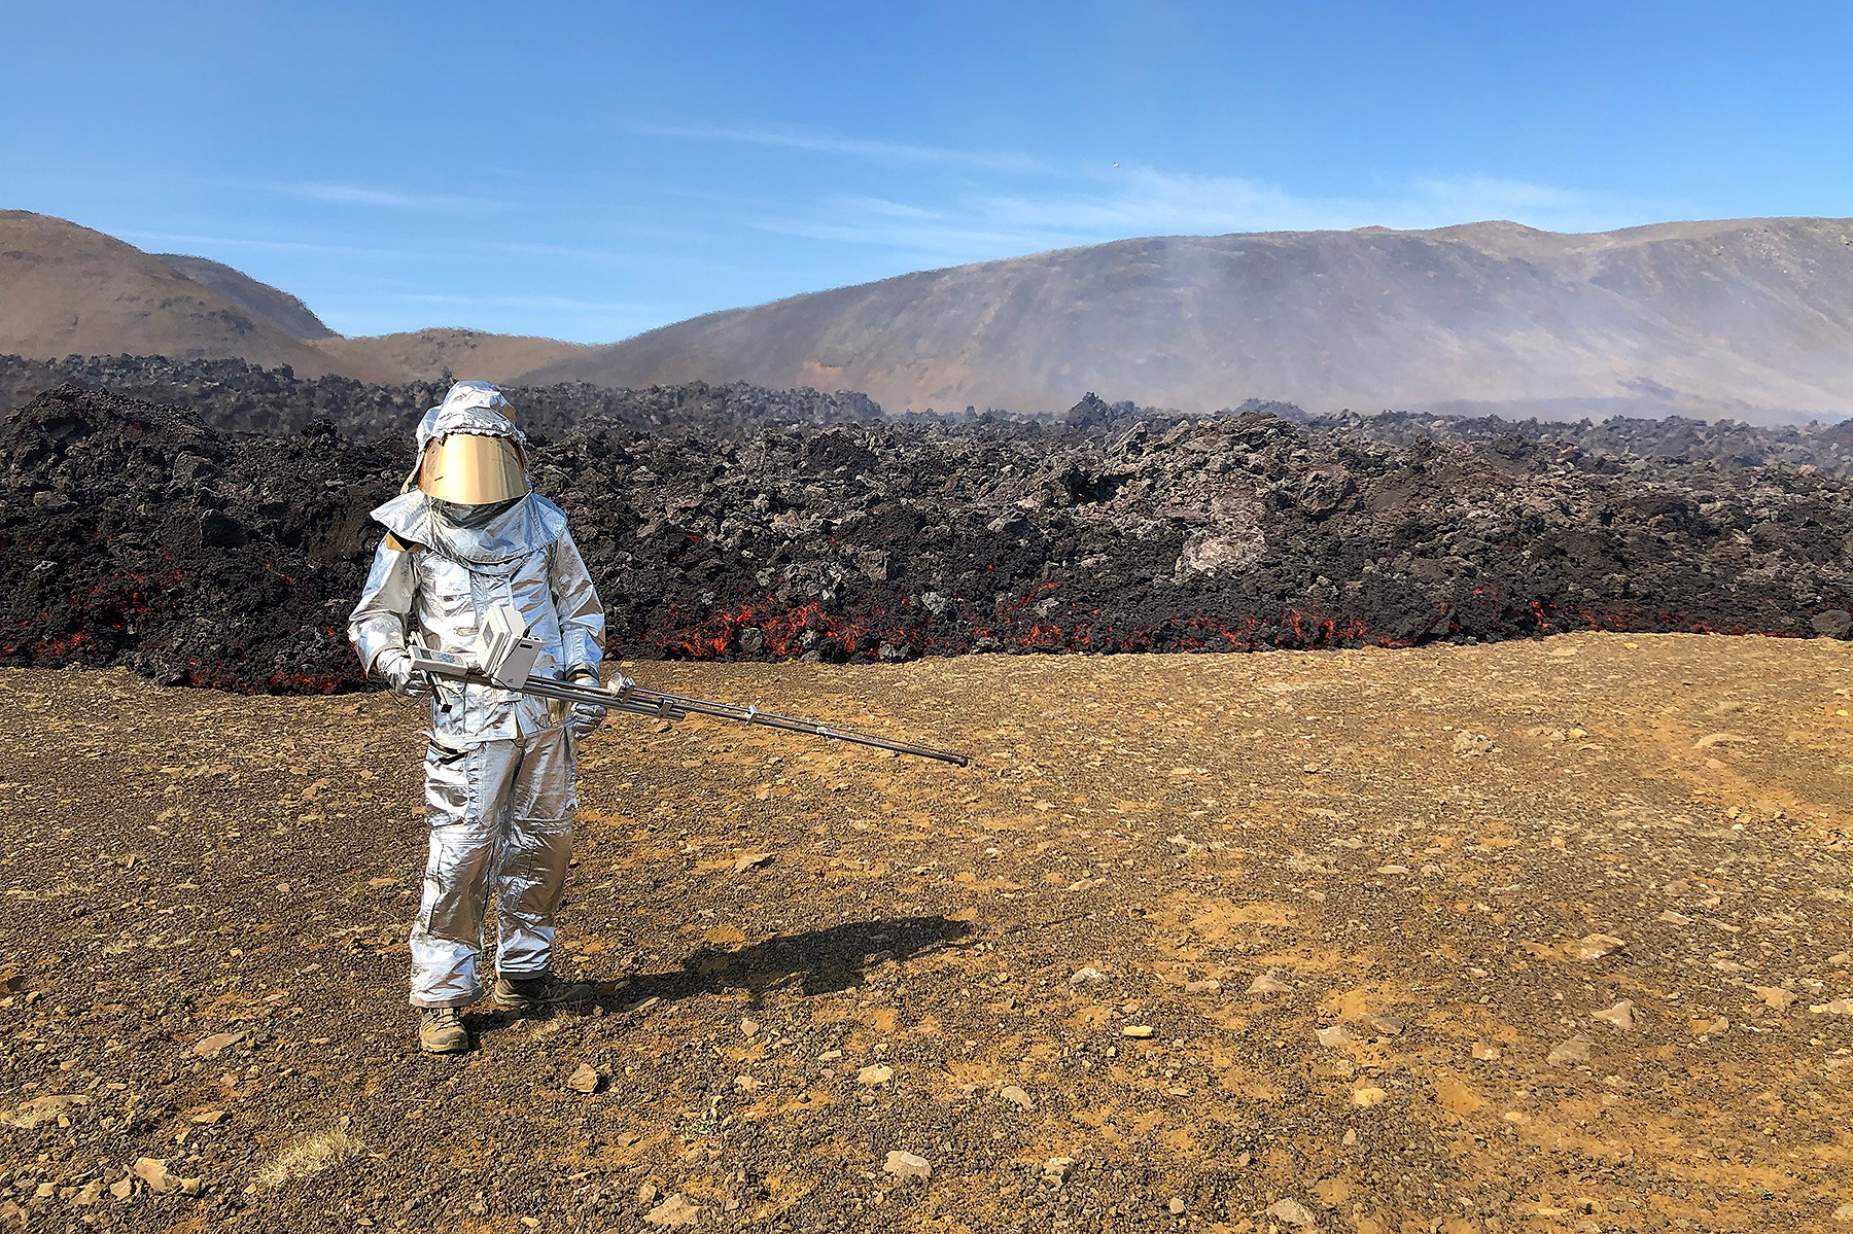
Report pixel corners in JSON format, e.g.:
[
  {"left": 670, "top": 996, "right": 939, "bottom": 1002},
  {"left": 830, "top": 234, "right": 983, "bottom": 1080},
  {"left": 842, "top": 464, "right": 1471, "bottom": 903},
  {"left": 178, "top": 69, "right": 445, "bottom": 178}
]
[{"left": 2, "top": 634, "right": 1852, "bottom": 1234}]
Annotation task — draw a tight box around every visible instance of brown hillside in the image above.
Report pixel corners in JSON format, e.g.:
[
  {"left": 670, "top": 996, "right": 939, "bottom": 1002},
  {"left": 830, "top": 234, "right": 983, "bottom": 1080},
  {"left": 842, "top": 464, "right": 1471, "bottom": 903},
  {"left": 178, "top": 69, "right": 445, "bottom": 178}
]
[
  {"left": 521, "top": 218, "right": 1853, "bottom": 422},
  {"left": 318, "top": 327, "right": 589, "bottom": 385},
  {"left": 0, "top": 212, "right": 372, "bottom": 378}
]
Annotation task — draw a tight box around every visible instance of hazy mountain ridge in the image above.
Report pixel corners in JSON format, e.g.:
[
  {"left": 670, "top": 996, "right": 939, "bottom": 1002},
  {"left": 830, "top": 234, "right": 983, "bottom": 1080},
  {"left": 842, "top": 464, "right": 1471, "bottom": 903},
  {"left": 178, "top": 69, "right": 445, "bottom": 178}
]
[
  {"left": 525, "top": 218, "right": 1853, "bottom": 421},
  {"left": 5, "top": 209, "right": 1853, "bottom": 422}
]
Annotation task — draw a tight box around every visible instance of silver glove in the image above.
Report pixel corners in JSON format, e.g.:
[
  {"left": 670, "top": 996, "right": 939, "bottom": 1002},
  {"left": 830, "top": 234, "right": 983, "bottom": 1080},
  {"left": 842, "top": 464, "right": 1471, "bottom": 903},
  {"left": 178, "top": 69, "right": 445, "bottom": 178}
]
[
  {"left": 376, "top": 649, "right": 429, "bottom": 698},
  {"left": 567, "top": 669, "right": 611, "bottom": 737}
]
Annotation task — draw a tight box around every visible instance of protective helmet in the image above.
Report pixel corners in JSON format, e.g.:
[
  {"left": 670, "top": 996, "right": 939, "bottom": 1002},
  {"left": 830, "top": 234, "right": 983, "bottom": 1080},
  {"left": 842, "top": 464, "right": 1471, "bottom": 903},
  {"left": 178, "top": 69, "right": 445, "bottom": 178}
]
[{"left": 410, "top": 381, "right": 528, "bottom": 505}]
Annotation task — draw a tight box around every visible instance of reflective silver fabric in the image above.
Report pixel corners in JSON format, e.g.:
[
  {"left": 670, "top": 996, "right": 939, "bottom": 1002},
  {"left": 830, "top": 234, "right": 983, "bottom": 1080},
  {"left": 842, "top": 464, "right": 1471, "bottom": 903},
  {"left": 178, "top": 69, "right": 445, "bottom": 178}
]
[
  {"left": 346, "top": 406, "right": 606, "bottom": 1006},
  {"left": 410, "top": 727, "right": 576, "bottom": 1006},
  {"left": 347, "top": 493, "right": 606, "bottom": 745}
]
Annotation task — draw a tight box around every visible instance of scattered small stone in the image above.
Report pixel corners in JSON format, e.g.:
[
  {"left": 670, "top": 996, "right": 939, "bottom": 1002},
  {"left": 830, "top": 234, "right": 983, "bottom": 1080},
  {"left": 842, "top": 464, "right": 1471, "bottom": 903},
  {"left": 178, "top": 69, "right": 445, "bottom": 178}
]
[
  {"left": 1184, "top": 979, "right": 1221, "bottom": 994},
  {"left": 1592, "top": 1000, "right": 1636, "bottom": 1031},
  {"left": 1248, "top": 971, "right": 1293, "bottom": 997},
  {"left": 740, "top": 1017, "right": 760, "bottom": 1038},
  {"left": 1547, "top": 1035, "right": 1593, "bottom": 1067},
  {"left": 1267, "top": 1197, "right": 1318, "bottom": 1227},
  {"left": 1314, "top": 1024, "right": 1357, "bottom": 1049},
  {"left": 132, "top": 1158, "right": 177, "bottom": 1195},
  {"left": 566, "top": 1063, "right": 603, "bottom": 1094},
  {"left": 192, "top": 1031, "right": 244, "bottom": 1058},
  {"left": 1120, "top": 1024, "right": 1155, "bottom": 1039},
  {"left": 1810, "top": 998, "right": 1853, "bottom": 1016},
  {"left": 1042, "top": 1156, "right": 1074, "bottom": 1184},
  {"left": 1752, "top": 987, "right": 1797, "bottom": 1013},
  {"left": 884, "top": 1151, "right": 932, "bottom": 1182},
  {"left": 1566, "top": 934, "right": 1626, "bottom": 962},
  {"left": 643, "top": 1192, "right": 700, "bottom": 1227},
  {"left": 1168, "top": 1197, "right": 1187, "bottom": 1215}
]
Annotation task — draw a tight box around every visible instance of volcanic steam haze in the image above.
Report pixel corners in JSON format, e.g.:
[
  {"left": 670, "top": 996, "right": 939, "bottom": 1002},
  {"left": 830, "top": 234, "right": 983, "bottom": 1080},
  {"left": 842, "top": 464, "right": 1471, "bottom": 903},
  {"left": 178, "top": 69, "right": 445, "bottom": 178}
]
[{"left": 6, "top": 209, "right": 1853, "bottom": 423}]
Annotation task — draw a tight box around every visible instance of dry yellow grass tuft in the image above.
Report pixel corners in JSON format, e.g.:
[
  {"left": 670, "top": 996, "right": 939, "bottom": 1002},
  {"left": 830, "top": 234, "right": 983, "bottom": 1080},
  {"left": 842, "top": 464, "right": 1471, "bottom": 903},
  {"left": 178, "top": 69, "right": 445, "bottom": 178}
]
[{"left": 256, "top": 1127, "right": 363, "bottom": 1190}]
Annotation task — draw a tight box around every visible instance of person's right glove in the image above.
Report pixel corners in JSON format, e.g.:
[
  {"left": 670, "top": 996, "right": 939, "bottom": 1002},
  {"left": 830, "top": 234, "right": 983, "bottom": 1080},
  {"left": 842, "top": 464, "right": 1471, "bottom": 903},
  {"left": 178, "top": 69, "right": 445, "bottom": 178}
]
[{"left": 375, "top": 649, "right": 430, "bottom": 698}]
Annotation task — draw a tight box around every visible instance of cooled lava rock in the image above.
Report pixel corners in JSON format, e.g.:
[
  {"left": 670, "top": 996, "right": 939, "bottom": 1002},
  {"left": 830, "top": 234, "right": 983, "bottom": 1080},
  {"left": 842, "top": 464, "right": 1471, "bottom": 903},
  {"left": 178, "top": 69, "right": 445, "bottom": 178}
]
[{"left": 4, "top": 379, "right": 1852, "bottom": 693}]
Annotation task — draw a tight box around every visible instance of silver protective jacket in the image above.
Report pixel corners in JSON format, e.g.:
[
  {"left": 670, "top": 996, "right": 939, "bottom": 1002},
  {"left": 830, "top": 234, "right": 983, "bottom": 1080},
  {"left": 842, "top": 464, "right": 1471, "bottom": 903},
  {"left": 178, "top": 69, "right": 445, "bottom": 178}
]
[{"left": 347, "top": 491, "right": 606, "bottom": 745}]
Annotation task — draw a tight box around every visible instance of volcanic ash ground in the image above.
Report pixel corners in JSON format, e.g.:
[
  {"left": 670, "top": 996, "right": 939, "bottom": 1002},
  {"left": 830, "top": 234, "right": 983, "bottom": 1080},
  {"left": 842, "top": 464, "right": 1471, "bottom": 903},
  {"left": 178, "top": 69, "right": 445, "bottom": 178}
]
[{"left": 2, "top": 634, "right": 1851, "bottom": 1231}]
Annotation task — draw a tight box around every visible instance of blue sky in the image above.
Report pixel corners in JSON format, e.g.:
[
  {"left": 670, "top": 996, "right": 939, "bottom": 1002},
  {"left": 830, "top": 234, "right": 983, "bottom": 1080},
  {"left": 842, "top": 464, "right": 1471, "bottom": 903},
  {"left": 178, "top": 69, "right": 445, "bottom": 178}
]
[{"left": 6, "top": 1, "right": 1848, "bottom": 341}]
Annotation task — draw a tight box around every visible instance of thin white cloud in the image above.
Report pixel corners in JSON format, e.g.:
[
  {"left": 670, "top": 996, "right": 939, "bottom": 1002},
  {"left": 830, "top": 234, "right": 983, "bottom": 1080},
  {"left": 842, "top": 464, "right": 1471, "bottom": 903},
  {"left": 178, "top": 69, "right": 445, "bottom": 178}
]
[
  {"left": 117, "top": 228, "right": 430, "bottom": 259},
  {"left": 751, "top": 165, "right": 1655, "bottom": 266},
  {"left": 633, "top": 121, "right": 1051, "bottom": 174},
  {"left": 262, "top": 180, "right": 514, "bottom": 212},
  {"left": 393, "top": 291, "right": 646, "bottom": 313}
]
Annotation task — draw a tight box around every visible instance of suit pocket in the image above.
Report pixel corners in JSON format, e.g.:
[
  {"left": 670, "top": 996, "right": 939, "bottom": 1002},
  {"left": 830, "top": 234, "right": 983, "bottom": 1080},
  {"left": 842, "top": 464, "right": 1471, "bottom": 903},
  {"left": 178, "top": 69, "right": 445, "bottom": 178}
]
[{"left": 423, "top": 740, "right": 478, "bottom": 826}]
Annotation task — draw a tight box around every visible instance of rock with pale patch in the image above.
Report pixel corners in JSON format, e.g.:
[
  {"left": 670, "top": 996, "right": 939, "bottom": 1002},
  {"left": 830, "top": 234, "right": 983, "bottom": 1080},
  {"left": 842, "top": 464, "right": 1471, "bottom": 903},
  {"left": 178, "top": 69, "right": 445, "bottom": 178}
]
[
  {"left": 1248, "top": 971, "right": 1292, "bottom": 997},
  {"left": 999, "top": 1085, "right": 1034, "bottom": 1111},
  {"left": 1547, "top": 1035, "right": 1593, "bottom": 1067},
  {"left": 857, "top": 1063, "right": 893, "bottom": 1086},
  {"left": 2, "top": 1093, "right": 88, "bottom": 1129},
  {"left": 132, "top": 1158, "right": 177, "bottom": 1195},
  {"left": 1120, "top": 1024, "right": 1154, "bottom": 1039},
  {"left": 1752, "top": 986, "right": 1797, "bottom": 1013},
  {"left": 1810, "top": 997, "right": 1853, "bottom": 1016},
  {"left": 1592, "top": 1000, "right": 1636, "bottom": 1031},
  {"left": 732, "top": 851, "right": 772, "bottom": 874},
  {"left": 566, "top": 1063, "right": 603, "bottom": 1094},
  {"left": 1267, "top": 1197, "right": 1318, "bottom": 1227},
  {"left": 884, "top": 1151, "right": 932, "bottom": 1182},
  {"left": 1566, "top": 934, "right": 1625, "bottom": 962},
  {"left": 644, "top": 1193, "right": 700, "bottom": 1227},
  {"left": 1471, "top": 1042, "right": 1502, "bottom": 1061},
  {"left": 1351, "top": 1085, "right": 1387, "bottom": 1108},
  {"left": 1315, "top": 1024, "right": 1357, "bottom": 1049},
  {"left": 191, "top": 1031, "right": 243, "bottom": 1058},
  {"left": 1042, "top": 1156, "right": 1074, "bottom": 1184},
  {"left": 1069, "top": 966, "right": 1107, "bottom": 985}
]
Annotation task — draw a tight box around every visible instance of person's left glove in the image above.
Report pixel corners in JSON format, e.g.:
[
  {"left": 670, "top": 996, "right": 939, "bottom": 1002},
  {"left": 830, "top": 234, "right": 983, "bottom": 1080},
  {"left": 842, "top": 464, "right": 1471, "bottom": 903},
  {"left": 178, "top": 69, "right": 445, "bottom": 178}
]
[{"left": 566, "top": 667, "right": 615, "bottom": 737}]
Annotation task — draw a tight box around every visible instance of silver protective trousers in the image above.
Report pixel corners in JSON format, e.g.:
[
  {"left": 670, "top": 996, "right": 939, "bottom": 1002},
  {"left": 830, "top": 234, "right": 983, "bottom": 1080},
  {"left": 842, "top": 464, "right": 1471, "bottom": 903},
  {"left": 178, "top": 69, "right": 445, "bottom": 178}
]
[{"left": 410, "top": 726, "right": 576, "bottom": 1007}]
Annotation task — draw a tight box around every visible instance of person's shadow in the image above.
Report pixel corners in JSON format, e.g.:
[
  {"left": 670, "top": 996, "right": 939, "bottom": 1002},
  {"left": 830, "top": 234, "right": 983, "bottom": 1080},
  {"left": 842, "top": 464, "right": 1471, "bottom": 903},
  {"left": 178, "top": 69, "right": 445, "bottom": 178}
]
[{"left": 471, "top": 914, "right": 972, "bottom": 1036}]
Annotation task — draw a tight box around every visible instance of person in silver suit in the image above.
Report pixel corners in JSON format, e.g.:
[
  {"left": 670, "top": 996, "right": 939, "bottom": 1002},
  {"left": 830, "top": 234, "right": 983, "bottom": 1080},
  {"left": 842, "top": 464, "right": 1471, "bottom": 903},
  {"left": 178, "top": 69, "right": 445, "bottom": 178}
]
[{"left": 348, "top": 380, "right": 619, "bottom": 1054}]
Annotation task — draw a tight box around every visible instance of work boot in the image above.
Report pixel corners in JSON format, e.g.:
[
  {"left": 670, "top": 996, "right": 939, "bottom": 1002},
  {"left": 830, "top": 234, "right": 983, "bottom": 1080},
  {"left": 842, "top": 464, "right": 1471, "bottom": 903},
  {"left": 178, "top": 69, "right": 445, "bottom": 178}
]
[
  {"left": 493, "top": 970, "right": 590, "bottom": 1012},
  {"left": 417, "top": 1007, "right": 470, "bottom": 1054}
]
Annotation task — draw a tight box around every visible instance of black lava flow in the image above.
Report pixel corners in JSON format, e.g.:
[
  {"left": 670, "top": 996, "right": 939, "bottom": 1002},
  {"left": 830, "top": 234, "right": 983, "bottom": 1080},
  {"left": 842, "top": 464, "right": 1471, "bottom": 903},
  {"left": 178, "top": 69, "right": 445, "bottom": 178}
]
[{"left": 3, "top": 371, "right": 1851, "bottom": 694}]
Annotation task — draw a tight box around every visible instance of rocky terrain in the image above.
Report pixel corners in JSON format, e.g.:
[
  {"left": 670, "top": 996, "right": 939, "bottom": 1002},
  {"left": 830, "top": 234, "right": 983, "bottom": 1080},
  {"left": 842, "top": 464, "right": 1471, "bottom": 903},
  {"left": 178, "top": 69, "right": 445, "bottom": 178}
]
[
  {"left": 2, "top": 635, "right": 1850, "bottom": 1232},
  {"left": 4, "top": 379, "right": 1852, "bottom": 692}
]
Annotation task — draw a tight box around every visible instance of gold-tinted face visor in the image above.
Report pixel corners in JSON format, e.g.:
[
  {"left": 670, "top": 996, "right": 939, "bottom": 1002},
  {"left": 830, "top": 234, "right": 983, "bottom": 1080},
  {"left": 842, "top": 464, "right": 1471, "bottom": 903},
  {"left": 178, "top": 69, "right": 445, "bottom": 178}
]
[{"left": 417, "top": 433, "right": 527, "bottom": 505}]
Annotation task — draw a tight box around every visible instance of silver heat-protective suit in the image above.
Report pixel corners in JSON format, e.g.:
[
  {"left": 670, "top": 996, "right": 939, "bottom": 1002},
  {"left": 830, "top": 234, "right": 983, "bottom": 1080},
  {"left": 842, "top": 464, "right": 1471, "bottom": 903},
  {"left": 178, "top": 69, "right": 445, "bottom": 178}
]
[{"left": 347, "top": 382, "right": 606, "bottom": 1008}]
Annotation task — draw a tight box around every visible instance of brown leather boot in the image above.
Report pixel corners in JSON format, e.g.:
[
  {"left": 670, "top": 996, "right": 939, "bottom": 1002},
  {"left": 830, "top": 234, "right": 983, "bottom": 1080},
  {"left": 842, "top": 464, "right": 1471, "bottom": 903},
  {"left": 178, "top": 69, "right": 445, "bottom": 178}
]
[
  {"left": 418, "top": 1006, "right": 470, "bottom": 1054},
  {"left": 493, "top": 971, "right": 590, "bottom": 1012}
]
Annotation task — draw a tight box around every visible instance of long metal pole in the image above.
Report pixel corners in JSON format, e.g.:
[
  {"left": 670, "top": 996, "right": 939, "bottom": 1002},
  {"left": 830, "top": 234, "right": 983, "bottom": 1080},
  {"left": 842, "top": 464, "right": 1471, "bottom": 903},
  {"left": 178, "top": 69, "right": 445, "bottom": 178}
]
[{"left": 437, "top": 668, "right": 970, "bottom": 766}]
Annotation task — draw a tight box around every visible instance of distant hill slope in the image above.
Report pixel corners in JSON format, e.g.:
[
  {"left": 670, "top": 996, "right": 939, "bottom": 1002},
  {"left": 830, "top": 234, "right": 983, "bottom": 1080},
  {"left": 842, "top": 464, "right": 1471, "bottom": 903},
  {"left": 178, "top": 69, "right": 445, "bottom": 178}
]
[
  {"left": 0, "top": 211, "right": 365, "bottom": 378},
  {"left": 9, "top": 209, "right": 1853, "bottom": 421},
  {"left": 318, "top": 328, "right": 589, "bottom": 385},
  {"left": 520, "top": 218, "right": 1853, "bottom": 421},
  {"left": 154, "top": 253, "right": 336, "bottom": 340}
]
